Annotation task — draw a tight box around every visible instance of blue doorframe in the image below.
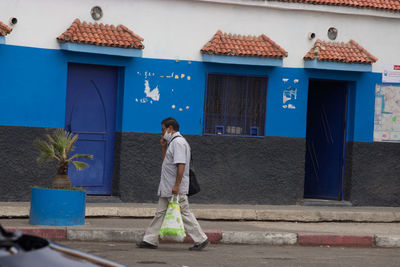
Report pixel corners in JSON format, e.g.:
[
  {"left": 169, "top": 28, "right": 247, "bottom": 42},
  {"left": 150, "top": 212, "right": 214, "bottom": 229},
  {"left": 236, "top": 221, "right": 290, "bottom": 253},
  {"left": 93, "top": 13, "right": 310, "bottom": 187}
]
[
  {"left": 65, "top": 63, "right": 119, "bottom": 195},
  {"left": 304, "top": 79, "right": 348, "bottom": 200}
]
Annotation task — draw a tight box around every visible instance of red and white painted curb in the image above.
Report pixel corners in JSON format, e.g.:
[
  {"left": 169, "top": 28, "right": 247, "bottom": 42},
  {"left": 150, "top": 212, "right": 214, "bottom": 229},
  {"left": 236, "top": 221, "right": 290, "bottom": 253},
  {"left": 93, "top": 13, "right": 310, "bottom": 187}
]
[
  {"left": 5, "top": 227, "right": 400, "bottom": 248},
  {"left": 5, "top": 228, "right": 67, "bottom": 241},
  {"left": 298, "top": 233, "right": 373, "bottom": 247}
]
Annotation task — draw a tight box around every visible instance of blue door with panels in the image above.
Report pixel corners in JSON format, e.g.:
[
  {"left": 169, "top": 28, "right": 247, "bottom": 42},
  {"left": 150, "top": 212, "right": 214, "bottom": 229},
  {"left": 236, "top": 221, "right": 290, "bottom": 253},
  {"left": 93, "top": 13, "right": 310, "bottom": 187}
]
[
  {"left": 65, "top": 63, "right": 118, "bottom": 195},
  {"left": 304, "top": 79, "right": 348, "bottom": 200}
]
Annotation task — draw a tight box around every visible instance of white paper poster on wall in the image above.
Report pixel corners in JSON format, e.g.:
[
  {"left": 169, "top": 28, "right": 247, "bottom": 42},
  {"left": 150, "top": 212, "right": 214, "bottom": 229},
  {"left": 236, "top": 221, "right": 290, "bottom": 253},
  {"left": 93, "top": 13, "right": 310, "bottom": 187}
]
[
  {"left": 374, "top": 84, "right": 400, "bottom": 142},
  {"left": 382, "top": 65, "right": 400, "bottom": 83}
]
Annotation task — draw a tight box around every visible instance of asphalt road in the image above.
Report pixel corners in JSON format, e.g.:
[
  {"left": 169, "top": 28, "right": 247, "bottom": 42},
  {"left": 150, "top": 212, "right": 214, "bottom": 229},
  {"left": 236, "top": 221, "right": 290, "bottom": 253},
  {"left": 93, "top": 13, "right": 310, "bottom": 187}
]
[{"left": 59, "top": 241, "right": 400, "bottom": 267}]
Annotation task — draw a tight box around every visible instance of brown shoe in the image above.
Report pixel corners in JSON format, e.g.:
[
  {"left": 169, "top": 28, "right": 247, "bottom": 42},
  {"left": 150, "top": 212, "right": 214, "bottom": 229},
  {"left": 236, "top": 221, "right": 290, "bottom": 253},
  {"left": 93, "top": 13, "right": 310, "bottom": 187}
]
[
  {"left": 136, "top": 241, "right": 158, "bottom": 249},
  {"left": 189, "top": 239, "right": 209, "bottom": 251}
]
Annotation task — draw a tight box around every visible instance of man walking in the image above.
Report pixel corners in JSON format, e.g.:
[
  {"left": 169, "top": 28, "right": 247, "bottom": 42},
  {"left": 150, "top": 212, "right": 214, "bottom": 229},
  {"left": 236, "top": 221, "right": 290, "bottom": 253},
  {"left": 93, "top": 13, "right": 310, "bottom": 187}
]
[{"left": 136, "top": 117, "right": 209, "bottom": 251}]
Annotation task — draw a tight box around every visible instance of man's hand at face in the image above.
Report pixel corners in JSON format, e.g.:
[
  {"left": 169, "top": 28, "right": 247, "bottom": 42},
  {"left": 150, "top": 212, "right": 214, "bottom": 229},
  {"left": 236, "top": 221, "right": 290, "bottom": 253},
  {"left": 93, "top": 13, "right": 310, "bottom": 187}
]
[
  {"left": 160, "top": 136, "right": 167, "bottom": 160},
  {"left": 160, "top": 136, "right": 167, "bottom": 148}
]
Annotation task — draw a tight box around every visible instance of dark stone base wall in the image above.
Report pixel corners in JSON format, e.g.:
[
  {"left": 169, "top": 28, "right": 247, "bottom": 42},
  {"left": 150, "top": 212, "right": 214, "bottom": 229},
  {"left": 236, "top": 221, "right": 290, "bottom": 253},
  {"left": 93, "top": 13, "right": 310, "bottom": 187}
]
[
  {"left": 344, "top": 141, "right": 400, "bottom": 206},
  {"left": 113, "top": 132, "right": 306, "bottom": 204},
  {"left": 0, "top": 126, "right": 56, "bottom": 201},
  {"left": 3, "top": 125, "right": 400, "bottom": 206}
]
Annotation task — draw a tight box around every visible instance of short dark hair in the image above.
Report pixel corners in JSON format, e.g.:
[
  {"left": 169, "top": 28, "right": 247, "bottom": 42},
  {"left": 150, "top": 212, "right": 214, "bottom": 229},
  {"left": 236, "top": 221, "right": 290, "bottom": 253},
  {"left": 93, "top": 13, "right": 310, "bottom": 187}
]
[{"left": 161, "top": 117, "right": 180, "bottom": 131}]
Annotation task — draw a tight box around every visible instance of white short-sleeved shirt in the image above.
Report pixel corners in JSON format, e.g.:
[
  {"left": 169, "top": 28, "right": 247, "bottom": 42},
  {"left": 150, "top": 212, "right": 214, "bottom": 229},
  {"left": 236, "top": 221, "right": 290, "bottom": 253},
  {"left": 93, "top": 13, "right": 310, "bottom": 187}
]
[{"left": 157, "top": 132, "right": 191, "bottom": 197}]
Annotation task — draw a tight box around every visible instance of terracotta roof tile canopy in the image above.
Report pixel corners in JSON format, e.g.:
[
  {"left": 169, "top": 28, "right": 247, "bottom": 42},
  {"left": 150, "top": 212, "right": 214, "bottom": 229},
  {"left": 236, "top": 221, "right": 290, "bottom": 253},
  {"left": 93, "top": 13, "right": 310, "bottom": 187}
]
[
  {"left": 0, "top": 21, "right": 12, "bottom": 36},
  {"left": 57, "top": 19, "right": 144, "bottom": 49},
  {"left": 304, "top": 39, "right": 378, "bottom": 64},
  {"left": 271, "top": 0, "right": 400, "bottom": 12},
  {"left": 201, "top": 30, "right": 288, "bottom": 59}
]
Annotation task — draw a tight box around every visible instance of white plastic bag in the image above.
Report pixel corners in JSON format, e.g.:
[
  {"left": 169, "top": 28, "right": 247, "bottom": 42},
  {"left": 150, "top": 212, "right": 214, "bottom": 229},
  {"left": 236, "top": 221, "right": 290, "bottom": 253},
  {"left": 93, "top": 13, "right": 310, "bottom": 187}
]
[{"left": 158, "top": 195, "right": 186, "bottom": 242}]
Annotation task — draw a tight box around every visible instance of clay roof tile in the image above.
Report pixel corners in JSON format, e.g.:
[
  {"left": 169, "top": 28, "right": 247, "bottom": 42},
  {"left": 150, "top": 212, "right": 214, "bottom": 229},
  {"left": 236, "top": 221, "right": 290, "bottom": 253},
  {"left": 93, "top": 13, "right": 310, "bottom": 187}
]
[
  {"left": 200, "top": 31, "right": 288, "bottom": 58},
  {"left": 303, "top": 39, "right": 378, "bottom": 64},
  {"left": 56, "top": 19, "right": 144, "bottom": 49},
  {"left": 0, "top": 21, "right": 12, "bottom": 37},
  {"left": 273, "top": 0, "right": 400, "bottom": 12}
]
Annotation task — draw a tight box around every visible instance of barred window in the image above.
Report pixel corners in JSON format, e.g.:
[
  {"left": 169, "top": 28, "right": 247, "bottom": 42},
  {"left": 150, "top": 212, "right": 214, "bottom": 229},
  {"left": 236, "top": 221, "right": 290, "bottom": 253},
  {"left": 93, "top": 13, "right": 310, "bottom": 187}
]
[{"left": 204, "top": 74, "right": 268, "bottom": 136}]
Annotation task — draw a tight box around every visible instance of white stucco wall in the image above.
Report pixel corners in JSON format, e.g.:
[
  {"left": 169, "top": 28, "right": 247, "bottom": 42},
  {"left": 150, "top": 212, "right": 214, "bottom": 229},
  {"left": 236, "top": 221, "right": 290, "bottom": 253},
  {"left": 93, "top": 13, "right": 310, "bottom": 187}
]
[{"left": 1, "top": 0, "right": 399, "bottom": 72}]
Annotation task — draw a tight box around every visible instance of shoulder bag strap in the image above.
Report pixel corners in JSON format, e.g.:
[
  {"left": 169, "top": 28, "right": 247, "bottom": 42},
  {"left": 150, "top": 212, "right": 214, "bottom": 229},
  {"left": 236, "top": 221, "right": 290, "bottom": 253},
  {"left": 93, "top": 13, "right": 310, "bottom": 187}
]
[{"left": 169, "top": 135, "right": 193, "bottom": 165}]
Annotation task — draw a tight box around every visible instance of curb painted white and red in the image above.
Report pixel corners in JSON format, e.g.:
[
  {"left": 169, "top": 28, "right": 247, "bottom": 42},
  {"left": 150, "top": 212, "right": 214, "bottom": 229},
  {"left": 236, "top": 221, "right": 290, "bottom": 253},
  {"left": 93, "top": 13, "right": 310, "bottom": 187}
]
[
  {"left": 298, "top": 233, "right": 373, "bottom": 247},
  {"left": 5, "top": 228, "right": 67, "bottom": 241},
  {"left": 5, "top": 227, "right": 400, "bottom": 248}
]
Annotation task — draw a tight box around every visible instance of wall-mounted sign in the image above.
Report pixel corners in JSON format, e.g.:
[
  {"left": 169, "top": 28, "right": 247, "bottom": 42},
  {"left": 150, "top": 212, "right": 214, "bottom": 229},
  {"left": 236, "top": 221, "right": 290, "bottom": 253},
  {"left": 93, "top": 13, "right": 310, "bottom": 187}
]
[
  {"left": 382, "top": 65, "right": 400, "bottom": 83},
  {"left": 374, "top": 84, "right": 400, "bottom": 142}
]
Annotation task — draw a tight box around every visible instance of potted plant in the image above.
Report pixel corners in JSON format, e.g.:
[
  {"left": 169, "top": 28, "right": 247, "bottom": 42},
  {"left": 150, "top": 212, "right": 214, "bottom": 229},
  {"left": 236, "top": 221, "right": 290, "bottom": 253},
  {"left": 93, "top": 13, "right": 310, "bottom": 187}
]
[{"left": 29, "top": 129, "right": 93, "bottom": 226}]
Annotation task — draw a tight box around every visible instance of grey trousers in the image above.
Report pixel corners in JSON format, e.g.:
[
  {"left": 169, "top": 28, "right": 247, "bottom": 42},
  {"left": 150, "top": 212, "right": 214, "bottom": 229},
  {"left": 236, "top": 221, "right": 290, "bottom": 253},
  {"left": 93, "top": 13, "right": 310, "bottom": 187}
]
[{"left": 142, "top": 194, "right": 208, "bottom": 246}]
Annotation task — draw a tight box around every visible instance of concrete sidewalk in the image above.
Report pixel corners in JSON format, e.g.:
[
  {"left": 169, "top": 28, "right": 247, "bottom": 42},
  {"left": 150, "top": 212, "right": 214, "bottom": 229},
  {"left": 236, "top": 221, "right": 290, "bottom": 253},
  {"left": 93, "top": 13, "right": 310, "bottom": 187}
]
[{"left": 1, "top": 202, "right": 400, "bottom": 248}]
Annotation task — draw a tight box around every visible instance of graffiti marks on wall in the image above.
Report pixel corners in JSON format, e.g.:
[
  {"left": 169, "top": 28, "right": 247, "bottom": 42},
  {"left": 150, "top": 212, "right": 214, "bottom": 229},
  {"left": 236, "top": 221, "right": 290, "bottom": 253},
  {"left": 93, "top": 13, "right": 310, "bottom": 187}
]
[
  {"left": 374, "top": 84, "right": 400, "bottom": 142},
  {"left": 282, "top": 78, "right": 298, "bottom": 110}
]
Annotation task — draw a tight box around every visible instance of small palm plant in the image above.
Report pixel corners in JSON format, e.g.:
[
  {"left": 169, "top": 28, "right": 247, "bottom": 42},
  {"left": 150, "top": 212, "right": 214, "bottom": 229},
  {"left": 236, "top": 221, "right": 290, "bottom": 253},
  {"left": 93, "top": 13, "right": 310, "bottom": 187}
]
[{"left": 34, "top": 129, "right": 93, "bottom": 189}]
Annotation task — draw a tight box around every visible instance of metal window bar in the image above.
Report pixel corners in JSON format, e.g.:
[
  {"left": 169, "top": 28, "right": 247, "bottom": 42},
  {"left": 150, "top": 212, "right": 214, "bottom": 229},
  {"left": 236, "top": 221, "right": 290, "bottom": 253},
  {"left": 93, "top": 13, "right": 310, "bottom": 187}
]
[{"left": 204, "top": 74, "right": 267, "bottom": 136}]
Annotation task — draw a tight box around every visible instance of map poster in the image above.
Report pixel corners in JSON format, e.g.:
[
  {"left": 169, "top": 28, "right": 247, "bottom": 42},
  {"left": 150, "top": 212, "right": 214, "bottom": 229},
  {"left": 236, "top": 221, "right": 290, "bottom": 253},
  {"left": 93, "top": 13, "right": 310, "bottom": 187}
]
[{"left": 374, "top": 84, "right": 400, "bottom": 142}]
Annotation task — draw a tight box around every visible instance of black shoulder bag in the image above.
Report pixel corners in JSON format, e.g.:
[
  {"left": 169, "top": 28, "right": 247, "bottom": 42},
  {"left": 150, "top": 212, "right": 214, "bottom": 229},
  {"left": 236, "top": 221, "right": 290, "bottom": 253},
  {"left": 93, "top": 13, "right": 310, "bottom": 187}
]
[{"left": 169, "top": 136, "right": 201, "bottom": 196}]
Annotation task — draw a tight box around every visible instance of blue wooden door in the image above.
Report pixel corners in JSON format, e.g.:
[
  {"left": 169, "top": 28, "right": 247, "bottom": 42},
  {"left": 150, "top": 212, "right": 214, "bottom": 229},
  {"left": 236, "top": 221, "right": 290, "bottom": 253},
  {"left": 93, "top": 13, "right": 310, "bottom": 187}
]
[
  {"left": 65, "top": 63, "right": 118, "bottom": 195},
  {"left": 304, "top": 79, "right": 348, "bottom": 200}
]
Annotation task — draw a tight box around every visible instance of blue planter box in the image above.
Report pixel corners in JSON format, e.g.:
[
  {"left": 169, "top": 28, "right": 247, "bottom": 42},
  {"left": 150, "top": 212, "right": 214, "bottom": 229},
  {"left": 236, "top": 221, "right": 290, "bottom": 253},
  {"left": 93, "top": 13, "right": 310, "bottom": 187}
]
[{"left": 29, "top": 188, "right": 86, "bottom": 226}]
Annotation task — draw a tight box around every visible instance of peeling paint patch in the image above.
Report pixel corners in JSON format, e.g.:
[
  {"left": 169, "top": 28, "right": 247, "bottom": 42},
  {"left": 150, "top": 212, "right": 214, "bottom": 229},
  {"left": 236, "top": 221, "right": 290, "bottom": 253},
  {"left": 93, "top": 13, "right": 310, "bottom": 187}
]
[
  {"left": 135, "top": 98, "right": 138, "bottom": 102},
  {"left": 172, "top": 105, "right": 176, "bottom": 109},
  {"left": 186, "top": 106, "right": 190, "bottom": 109},
  {"left": 158, "top": 72, "right": 189, "bottom": 80},
  {"left": 282, "top": 86, "right": 297, "bottom": 110},
  {"left": 144, "top": 80, "right": 160, "bottom": 101},
  {"left": 144, "top": 72, "right": 155, "bottom": 79},
  {"left": 179, "top": 108, "right": 183, "bottom": 111}
]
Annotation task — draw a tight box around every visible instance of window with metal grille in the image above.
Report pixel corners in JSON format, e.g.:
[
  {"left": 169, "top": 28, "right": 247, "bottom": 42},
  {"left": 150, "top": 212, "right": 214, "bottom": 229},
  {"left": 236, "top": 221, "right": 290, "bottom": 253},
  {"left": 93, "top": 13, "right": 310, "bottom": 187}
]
[{"left": 204, "top": 74, "right": 268, "bottom": 136}]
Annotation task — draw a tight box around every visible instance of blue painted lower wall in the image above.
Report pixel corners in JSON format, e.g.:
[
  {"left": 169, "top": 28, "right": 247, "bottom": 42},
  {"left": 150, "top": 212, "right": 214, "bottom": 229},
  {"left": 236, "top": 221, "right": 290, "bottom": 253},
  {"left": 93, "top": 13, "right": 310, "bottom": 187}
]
[{"left": 0, "top": 44, "right": 381, "bottom": 141}]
